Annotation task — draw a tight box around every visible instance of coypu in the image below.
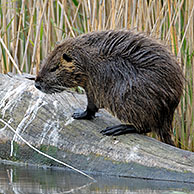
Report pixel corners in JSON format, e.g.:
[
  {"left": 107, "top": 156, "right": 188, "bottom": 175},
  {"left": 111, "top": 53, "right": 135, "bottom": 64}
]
[{"left": 35, "top": 30, "right": 184, "bottom": 146}]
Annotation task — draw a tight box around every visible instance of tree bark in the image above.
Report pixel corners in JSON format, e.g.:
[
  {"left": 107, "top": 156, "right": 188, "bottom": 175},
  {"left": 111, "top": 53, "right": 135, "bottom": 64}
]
[{"left": 0, "top": 74, "right": 194, "bottom": 183}]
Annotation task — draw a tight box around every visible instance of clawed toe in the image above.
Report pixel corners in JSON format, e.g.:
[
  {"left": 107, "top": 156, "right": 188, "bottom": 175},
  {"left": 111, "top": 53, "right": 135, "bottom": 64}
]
[
  {"left": 72, "top": 112, "right": 82, "bottom": 119},
  {"left": 100, "top": 127, "right": 117, "bottom": 136}
]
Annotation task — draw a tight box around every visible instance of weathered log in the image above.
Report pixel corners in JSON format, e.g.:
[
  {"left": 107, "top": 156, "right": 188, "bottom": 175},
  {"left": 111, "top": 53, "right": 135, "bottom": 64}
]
[{"left": 0, "top": 74, "right": 194, "bottom": 183}]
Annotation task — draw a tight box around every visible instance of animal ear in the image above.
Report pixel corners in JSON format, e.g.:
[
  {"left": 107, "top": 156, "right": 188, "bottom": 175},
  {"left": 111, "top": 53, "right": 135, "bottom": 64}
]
[{"left": 63, "top": 53, "right": 72, "bottom": 62}]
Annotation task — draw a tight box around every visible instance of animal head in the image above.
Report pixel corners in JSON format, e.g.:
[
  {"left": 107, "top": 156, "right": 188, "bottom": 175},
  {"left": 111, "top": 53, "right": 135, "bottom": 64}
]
[{"left": 35, "top": 38, "right": 87, "bottom": 94}]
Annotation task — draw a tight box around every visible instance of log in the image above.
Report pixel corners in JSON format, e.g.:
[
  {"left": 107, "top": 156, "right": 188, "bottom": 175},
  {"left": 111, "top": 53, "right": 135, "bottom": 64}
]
[{"left": 0, "top": 74, "right": 194, "bottom": 183}]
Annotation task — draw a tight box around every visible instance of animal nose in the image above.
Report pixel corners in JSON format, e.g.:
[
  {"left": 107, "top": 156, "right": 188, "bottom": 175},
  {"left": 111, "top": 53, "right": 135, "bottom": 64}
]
[
  {"left": 35, "top": 80, "right": 42, "bottom": 91},
  {"left": 35, "top": 82, "right": 41, "bottom": 90}
]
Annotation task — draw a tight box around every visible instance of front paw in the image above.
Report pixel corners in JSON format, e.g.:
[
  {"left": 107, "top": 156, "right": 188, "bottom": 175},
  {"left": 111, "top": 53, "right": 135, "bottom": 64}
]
[{"left": 72, "top": 110, "right": 94, "bottom": 120}]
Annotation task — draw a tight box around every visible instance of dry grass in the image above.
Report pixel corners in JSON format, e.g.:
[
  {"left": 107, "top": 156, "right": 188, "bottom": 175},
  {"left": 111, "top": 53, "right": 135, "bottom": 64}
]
[{"left": 0, "top": 0, "right": 194, "bottom": 150}]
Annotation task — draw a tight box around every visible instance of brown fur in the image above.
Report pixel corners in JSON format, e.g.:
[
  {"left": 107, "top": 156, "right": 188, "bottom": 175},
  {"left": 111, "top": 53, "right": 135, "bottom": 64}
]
[{"left": 35, "top": 30, "right": 184, "bottom": 145}]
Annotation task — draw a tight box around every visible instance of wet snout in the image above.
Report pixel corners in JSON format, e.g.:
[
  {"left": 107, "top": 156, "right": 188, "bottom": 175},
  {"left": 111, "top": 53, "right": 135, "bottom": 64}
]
[
  {"left": 34, "top": 76, "right": 44, "bottom": 91},
  {"left": 34, "top": 76, "right": 56, "bottom": 94},
  {"left": 34, "top": 80, "right": 42, "bottom": 90}
]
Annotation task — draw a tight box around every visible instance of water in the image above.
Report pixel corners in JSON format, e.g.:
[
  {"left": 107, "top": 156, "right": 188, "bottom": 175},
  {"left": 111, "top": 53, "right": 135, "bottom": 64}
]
[{"left": 0, "top": 162, "right": 194, "bottom": 194}]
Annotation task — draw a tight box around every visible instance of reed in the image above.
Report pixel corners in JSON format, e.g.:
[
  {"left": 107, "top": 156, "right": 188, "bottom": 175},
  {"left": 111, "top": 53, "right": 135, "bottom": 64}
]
[{"left": 0, "top": 0, "right": 194, "bottom": 150}]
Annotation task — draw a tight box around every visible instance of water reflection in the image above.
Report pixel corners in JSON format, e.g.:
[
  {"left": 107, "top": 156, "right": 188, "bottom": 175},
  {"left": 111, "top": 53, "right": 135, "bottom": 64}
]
[{"left": 0, "top": 162, "right": 193, "bottom": 194}]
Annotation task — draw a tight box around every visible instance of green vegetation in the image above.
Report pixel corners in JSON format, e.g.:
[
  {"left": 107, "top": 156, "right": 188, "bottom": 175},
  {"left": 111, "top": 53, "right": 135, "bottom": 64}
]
[{"left": 0, "top": 0, "right": 194, "bottom": 151}]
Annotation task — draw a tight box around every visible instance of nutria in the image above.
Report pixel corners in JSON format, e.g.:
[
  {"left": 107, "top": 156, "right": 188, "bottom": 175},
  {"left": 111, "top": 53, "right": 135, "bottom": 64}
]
[{"left": 35, "top": 30, "right": 184, "bottom": 146}]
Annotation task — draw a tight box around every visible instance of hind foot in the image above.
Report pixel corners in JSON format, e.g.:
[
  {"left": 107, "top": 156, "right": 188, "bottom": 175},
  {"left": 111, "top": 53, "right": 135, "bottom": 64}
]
[{"left": 100, "top": 124, "right": 137, "bottom": 136}]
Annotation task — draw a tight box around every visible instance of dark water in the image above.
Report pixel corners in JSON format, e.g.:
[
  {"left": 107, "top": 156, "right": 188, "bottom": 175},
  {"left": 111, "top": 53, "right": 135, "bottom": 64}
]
[{"left": 0, "top": 162, "right": 194, "bottom": 194}]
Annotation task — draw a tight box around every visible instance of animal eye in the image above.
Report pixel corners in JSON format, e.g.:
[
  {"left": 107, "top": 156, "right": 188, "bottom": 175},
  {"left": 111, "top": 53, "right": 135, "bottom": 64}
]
[
  {"left": 63, "top": 53, "right": 72, "bottom": 62},
  {"left": 50, "top": 65, "right": 59, "bottom": 72}
]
